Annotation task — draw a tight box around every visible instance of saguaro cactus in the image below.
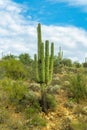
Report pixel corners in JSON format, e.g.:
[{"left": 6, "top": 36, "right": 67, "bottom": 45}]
[
  {"left": 34, "top": 23, "right": 54, "bottom": 113},
  {"left": 34, "top": 23, "right": 54, "bottom": 85},
  {"left": 58, "top": 46, "right": 63, "bottom": 63}
]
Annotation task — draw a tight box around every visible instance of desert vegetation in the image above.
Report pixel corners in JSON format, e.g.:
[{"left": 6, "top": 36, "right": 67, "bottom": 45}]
[{"left": 0, "top": 24, "right": 87, "bottom": 130}]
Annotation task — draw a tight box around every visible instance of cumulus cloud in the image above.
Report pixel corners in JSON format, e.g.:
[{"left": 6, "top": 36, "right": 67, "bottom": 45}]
[
  {"left": 47, "top": 0, "right": 87, "bottom": 12},
  {"left": 41, "top": 25, "right": 87, "bottom": 62},
  {"left": 0, "top": 0, "right": 37, "bottom": 57},
  {"left": 0, "top": 0, "right": 87, "bottom": 62}
]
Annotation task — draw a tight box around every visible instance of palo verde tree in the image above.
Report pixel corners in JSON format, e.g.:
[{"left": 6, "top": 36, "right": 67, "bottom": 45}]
[{"left": 34, "top": 23, "right": 54, "bottom": 113}]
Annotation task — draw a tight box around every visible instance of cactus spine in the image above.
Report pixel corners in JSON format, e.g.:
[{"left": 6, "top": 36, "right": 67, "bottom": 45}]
[{"left": 35, "top": 23, "right": 54, "bottom": 85}]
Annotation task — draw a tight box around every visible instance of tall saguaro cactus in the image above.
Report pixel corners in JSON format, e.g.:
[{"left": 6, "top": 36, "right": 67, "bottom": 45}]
[
  {"left": 34, "top": 23, "right": 54, "bottom": 85},
  {"left": 34, "top": 23, "right": 54, "bottom": 113}
]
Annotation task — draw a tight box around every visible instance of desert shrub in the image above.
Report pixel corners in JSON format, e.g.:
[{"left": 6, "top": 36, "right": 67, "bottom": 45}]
[
  {"left": 73, "top": 105, "right": 87, "bottom": 117},
  {"left": 73, "top": 61, "right": 81, "bottom": 68},
  {"left": 15, "top": 90, "right": 41, "bottom": 112},
  {"left": 29, "top": 83, "right": 40, "bottom": 92},
  {"left": 29, "top": 115, "right": 46, "bottom": 127},
  {"left": 47, "top": 85, "right": 61, "bottom": 94},
  {"left": 19, "top": 53, "right": 32, "bottom": 65},
  {"left": 0, "top": 86, "right": 9, "bottom": 107},
  {"left": 25, "top": 91, "right": 41, "bottom": 109},
  {"left": 25, "top": 107, "right": 39, "bottom": 119},
  {"left": 83, "top": 62, "right": 87, "bottom": 67},
  {"left": 0, "top": 108, "right": 9, "bottom": 124},
  {"left": 2, "top": 54, "right": 16, "bottom": 60},
  {"left": 1, "top": 78, "right": 27, "bottom": 105},
  {"left": 14, "top": 90, "right": 41, "bottom": 112},
  {"left": 68, "top": 73, "right": 87, "bottom": 103},
  {"left": 46, "top": 94, "right": 57, "bottom": 111},
  {"left": 0, "top": 59, "right": 27, "bottom": 80},
  {"left": 25, "top": 107, "right": 46, "bottom": 127},
  {"left": 0, "top": 67, "right": 5, "bottom": 79},
  {"left": 62, "top": 58, "right": 72, "bottom": 67},
  {"left": 7, "top": 120, "right": 28, "bottom": 130},
  {"left": 71, "top": 120, "right": 87, "bottom": 130}
]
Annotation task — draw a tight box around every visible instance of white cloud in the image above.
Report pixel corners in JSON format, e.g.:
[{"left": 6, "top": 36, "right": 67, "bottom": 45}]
[
  {"left": 41, "top": 25, "right": 87, "bottom": 62},
  {"left": 47, "top": 0, "right": 87, "bottom": 12},
  {"left": 0, "top": 0, "right": 37, "bottom": 57},
  {"left": 47, "top": 0, "right": 87, "bottom": 5},
  {"left": 0, "top": 0, "right": 87, "bottom": 62}
]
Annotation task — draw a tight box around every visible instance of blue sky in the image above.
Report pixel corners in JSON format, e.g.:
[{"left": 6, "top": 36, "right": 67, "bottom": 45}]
[
  {"left": 13, "top": 0, "right": 87, "bottom": 28},
  {"left": 0, "top": 0, "right": 87, "bottom": 62}
]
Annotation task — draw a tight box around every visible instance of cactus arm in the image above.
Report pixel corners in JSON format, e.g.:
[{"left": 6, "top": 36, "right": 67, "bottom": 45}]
[
  {"left": 45, "top": 40, "right": 49, "bottom": 84},
  {"left": 49, "top": 42, "right": 54, "bottom": 82}
]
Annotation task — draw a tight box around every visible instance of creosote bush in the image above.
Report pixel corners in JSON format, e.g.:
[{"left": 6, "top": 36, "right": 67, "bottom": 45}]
[
  {"left": 0, "top": 59, "right": 28, "bottom": 80},
  {"left": 1, "top": 78, "right": 27, "bottom": 105},
  {"left": 71, "top": 120, "right": 87, "bottom": 130},
  {"left": 25, "top": 107, "right": 46, "bottom": 127},
  {"left": 0, "top": 108, "right": 9, "bottom": 124},
  {"left": 45, "top": 94, "right": 57, "bottom": 111},
  {"left": 67, "top": 73, "right": 87, "bottom": 103}
]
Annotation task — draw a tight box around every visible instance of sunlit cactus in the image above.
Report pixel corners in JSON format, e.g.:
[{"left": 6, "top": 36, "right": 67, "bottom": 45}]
[
  {"left": 45, "top": 40, "right": 49, "bottom": 84},
  {"left": 34, "top": 23, "right": 54, "bottom": 85},
  {"left": 49, "top": 42, "right": 54, "bottom": 82},
  {"left": 40, "top": 42, "right": 45, "bottom": 83},
  {"left": 34, "top": 23, "right": 54, "bottom": 113},
  {"left": 37, "top": 23, "right": 42, "bottom": 61},
  {"left": 58, "top": 46, "right": 63, "bottom": 63}
]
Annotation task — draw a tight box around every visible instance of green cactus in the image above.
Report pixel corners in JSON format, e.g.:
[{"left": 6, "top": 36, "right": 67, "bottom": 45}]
[
  {"left": 40, "top": 43, "right": 45, "bottom": 83},
  {"left": 34, "top": 23, "right": 54, "bottom": 113},
  {"left": 35, "top": 23, "right": 54, "bottom": 85},
  {"left": 45, "top": 40, "right": 49, "bottom": 84},
  {"left": 58, "top": 46, "right": 63, "bottom": 63},
  {"left": 49, "top": 42, "right": 54, "bottom": 82},
  {"left": 37, "top": 23, "right": 42, "bottom": 61}
]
